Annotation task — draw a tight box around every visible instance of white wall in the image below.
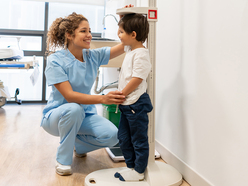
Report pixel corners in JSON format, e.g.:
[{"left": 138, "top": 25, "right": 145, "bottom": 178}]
[{"left": 155, "top": 0, "right": 248, "bottom": 185}]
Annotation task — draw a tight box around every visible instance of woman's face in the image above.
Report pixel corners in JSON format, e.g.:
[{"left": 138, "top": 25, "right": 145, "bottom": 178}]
[{"left": 68, "top": 20, "right": 92, "bottom": 49}]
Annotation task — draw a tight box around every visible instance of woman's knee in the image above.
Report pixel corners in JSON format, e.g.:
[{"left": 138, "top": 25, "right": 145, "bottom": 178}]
[
  {"left": 94, "top": 118, "right": 118, "bottom": 147},
  {"left": 62, "top": 103, "right": 84, "bottom": 116},
  {"left": 59, "top": 103, "right": 85, "bottom": 128},
  {"left": 105, "top": 124, "right": 118, "bottom": 147}
]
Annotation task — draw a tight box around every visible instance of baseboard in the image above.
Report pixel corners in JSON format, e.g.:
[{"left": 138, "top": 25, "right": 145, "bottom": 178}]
[{"left": 155, "top": 140, "right": 213, "bottom": 186}]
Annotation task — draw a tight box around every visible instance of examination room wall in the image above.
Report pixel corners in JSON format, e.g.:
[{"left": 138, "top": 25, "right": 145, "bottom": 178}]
[{"left": 155, "top": 0, "right": 248, "bottom": 186}]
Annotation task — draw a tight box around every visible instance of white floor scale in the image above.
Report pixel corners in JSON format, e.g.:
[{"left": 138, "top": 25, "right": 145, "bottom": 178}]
[
  {"left": 105, "top": 145, "right": 161, "bottom": 162},
  {"left": 85, "top": 3, "right": 183, "bottom": 186}
]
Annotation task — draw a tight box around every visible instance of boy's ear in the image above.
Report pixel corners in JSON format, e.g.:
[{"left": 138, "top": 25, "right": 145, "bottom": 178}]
[{"left": 131, "top": 31, "right": 137, "bottom": 39}]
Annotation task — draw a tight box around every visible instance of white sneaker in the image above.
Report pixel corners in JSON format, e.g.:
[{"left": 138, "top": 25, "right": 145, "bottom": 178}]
[
  {"left": 55, "top": 161, "right": 72, "bottom": 176},
  {"left": 114, "top": 168, "right": 134, "bottom": 178},
  {"left": 119, "top": 169, "right": 145, "bottom": 182}
]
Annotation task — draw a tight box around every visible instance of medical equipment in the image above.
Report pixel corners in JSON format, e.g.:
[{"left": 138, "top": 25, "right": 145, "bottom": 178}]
[
  {"left": 0, "top": 55, "right": 38, "bottom": 69},
  {"left": 0, "top": 36, "right": 23, "bottom": 60},
  {"left": 0, "top": 97, "right": 6, "bottom": 107},
  {"left": 0, "top": 54, "right": 38, "bottom": 106},
  {"left": 0, "top": 47, "right": 24, "bottom": 60},
  {"left": 14, "top": 88, "right": 21, "bottom": 105},
  {"left": 85, "top": 6, "right": 183, "bottom": 186},
  {"left": 0, "top": 80, "right": 9, "bottom": 107},
  {"left": 0, "top": 56, "right": 39, "bottom": 107},
  {"left": 0, "top": 36, "right": 38, "bottom": 69},
  {"left": 106, "top": 145, "right": 161, "bottom": 162},
  {"left": 0, "top": 38, "right": 39, "bottom": 107},
  {"left": 0, "top": 81, "right": 21, "bottom": 106}
]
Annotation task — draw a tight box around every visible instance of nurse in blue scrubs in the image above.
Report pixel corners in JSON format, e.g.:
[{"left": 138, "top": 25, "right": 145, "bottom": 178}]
[{"left": 40, "top": 12, "right": 125, "bottom": 176}]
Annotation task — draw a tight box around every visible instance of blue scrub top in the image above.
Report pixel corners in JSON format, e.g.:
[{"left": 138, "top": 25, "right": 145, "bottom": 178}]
[{"left": 43, "top": 47, "right": 111, "bottom": 118}]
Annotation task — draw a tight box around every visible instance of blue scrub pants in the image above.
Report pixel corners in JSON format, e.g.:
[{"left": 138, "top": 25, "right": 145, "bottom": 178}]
[
  {"left": 118, "top": 93, "right": 153, "bottom": 174},
  {"left": 41, "top": 103, "right": 118, "bottom": 165}
]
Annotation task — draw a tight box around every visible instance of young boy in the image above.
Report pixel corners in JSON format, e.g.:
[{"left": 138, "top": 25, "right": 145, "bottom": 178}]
[{"left": 114, "top": 13, "right": 153, "bottom": 182}]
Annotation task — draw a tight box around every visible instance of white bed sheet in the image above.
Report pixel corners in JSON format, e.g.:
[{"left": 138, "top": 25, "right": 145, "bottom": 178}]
[{"left": 0, "top": 48, "right": 24, "bottom": 60}]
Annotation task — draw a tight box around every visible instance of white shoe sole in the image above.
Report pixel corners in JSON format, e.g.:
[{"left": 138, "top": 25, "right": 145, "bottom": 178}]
[
  {"left": 55, "top": 161, "right": 72, "bottom": 176},
  {"left": 56, "top": 169, "right": 72, "bottom": 176}
]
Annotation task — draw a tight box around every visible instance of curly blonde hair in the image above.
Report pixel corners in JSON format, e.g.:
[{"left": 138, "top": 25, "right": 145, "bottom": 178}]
[{"left": 46, "top": 12, "right": 88, "bottom": 55}]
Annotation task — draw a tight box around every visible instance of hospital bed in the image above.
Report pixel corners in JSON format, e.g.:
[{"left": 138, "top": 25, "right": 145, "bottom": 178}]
[
  {"left": 0, "top": 48, "right": 38, "bottom": 69},
  {"left": 0, "top": 47, "right": 38, "bottom": 107}
]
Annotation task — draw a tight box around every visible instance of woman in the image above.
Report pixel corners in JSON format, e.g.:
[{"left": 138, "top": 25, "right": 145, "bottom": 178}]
[{"left": 40, "top": 12, "right": 125, "bottom": 176}]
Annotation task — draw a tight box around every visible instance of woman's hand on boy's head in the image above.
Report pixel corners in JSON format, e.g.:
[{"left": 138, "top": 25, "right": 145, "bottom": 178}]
[
  {"left": 124, "top": 4, "right": 134, "bottom": 8},
  {"left": 119, "top": 4, "right": 134, "bottom": 19}
]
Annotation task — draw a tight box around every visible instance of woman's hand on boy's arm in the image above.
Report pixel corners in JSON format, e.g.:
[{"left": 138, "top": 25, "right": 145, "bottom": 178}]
[
  {"left": 121, "top": 77, "right": 142, "bottom": 97},
  {"left": 54, "top": 81, "right": 125, "bottom": 105},
  {"left": 102, "top": 90, "right": 126, "bottom": 105}
]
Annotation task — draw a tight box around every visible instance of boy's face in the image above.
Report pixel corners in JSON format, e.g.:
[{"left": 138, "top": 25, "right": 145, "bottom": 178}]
[{"left": 118, "top": 26, "right": 133, "bottom": 46}]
